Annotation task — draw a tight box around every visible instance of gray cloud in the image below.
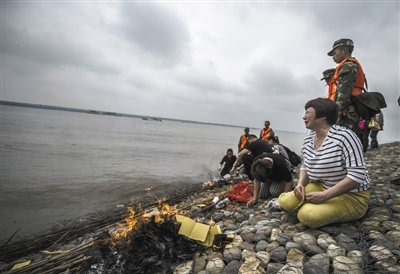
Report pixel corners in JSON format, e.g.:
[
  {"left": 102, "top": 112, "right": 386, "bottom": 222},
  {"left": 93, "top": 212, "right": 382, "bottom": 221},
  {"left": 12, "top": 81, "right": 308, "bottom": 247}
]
[
  {"left": 118, "top": 2, "right": 190, "bottom": 65},
  {"left": 2, "top": 2, "right": 119, "bottom": 74},
  {"left": 1, "top": 2, "right": 399, "bottom": 141}
]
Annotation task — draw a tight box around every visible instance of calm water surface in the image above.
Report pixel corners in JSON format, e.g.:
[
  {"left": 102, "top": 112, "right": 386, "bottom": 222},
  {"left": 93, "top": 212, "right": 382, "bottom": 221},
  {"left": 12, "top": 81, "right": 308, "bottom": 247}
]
[{"left": 0, "top": 105, "right": 305, "bottom": 241}]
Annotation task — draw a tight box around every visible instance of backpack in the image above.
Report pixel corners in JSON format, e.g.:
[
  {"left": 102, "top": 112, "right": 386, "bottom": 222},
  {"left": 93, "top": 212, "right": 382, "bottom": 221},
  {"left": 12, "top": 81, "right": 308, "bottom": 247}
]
[
  {"left": 349, "top": 74, "right": 387, "bottom": 120},
  {"left": 281, "top": 145, "right": 301, "bottom": 167},
  {"left": 350, "top": 91, "right": 387, "bottom": 120}
]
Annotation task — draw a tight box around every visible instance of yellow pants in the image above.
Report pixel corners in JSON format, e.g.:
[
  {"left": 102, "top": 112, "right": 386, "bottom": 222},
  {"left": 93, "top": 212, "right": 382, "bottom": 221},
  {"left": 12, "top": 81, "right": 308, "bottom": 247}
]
[{"left": 278, "top": 181, "right": 370, "bottom": 228}]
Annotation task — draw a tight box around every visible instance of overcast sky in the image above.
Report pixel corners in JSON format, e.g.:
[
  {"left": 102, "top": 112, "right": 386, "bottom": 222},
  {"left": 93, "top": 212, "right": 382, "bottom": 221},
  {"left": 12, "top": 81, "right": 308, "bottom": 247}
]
[{"left": 1, "top": 1, "right": 399, "bottom": 141}]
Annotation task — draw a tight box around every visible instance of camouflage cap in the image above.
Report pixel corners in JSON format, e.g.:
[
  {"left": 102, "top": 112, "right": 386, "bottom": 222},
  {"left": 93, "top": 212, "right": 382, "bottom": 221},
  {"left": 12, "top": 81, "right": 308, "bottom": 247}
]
[
  {"left": 327, "top": 38, "right": 354, "bottom": 56},
  {"left": 320, "top": 68, "right": 336, "bottom": 81}
]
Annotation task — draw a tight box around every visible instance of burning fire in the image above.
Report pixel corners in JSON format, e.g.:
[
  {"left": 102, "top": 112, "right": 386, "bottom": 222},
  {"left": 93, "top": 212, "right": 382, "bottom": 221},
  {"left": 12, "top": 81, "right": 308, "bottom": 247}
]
[
  {"left": 114, "top": 206, "right": 138, "bottom": 239},
  {"left": 203, "top": 180, "right": 215, "bottom": 188},
  {"left": 113, "top": 199, "right": 183, "bottom": 239}
]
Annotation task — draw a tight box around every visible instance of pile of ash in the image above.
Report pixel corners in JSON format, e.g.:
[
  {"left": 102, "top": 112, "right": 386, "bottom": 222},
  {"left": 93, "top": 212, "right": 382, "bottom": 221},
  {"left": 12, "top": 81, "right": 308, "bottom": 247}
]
[{"left": 84, "top": 211, "right": 200, "bottom": 274}]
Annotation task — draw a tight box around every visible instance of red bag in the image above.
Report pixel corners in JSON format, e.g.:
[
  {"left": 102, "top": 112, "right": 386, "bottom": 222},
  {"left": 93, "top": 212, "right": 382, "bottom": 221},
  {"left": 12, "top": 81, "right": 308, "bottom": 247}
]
[{"left": 227, "top": 181, "right": 254, "bottom": 203}]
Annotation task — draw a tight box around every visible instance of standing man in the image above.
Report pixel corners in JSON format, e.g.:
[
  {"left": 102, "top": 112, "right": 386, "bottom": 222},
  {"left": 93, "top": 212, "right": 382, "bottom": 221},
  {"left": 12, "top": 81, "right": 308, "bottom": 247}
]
[
  {"left": 369, "top": 111, "right": 384, "bottom": 149},
  {"left": 327, "top": 38, "right": 366, "bottom": 133},
  {"left": 259, "top": 121, "right": 274, "bottom": 141},
  {"left": 238, "top": 127, "right": 250, "bottom": 153},
  {"left": 230, "top": 135, "right": 273, "bottom": 181}
]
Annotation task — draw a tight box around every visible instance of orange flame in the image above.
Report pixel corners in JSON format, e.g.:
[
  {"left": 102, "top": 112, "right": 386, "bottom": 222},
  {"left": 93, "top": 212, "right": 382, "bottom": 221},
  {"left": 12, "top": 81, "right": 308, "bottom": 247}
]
[
  {"left": 114, "top": 207, "right": 137, "bottom": 238},
  {"left": 112, "top": 199, "right": 184, "bottom": 239},
  {"left": 202, "top": 180, "right": 214, "bottom": 187}
]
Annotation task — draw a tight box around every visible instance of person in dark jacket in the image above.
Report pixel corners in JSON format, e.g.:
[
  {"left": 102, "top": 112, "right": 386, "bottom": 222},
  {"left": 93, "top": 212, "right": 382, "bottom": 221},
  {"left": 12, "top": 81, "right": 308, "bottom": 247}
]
[
  {"left": 230, "top": 135, "right": 273, "bottom": 180},
  {"left": 218, "top": 148, "right": 237, "bottom": 177},
  {"left": 247, "top": 153, "right": 293, "bottom": 207}
]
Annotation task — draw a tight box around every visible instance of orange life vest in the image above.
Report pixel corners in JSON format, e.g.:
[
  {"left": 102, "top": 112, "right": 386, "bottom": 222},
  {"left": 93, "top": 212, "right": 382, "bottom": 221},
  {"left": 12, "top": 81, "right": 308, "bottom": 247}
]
[
  {"left": 239, "top": 134, "right": 249, "bottom": 150},
  {"left": 260, "top": 128, "right": 273, "bottom": 141},
  {"left": 328, "top": 58, "right": 365, "bottom": 101}
]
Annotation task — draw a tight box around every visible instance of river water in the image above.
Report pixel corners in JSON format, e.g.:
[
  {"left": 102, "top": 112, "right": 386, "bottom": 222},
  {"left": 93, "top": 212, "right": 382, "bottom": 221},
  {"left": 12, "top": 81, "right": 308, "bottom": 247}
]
[{"left": 0, "top": 105, "right": 305, "bottom": 241}]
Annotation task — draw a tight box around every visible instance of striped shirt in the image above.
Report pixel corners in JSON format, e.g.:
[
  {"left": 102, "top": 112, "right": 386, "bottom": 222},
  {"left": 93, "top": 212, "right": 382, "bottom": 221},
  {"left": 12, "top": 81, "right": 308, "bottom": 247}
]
[{"left": 301, "top": 125, "right": 370, "bottom": 192}]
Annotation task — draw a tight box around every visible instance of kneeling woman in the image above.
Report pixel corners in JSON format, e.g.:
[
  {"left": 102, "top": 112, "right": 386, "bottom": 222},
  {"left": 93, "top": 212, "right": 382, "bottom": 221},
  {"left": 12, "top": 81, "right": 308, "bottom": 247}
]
[
  {"left": 247, "top": 153, "right": 293, "bottom": 207},
  {"left": 278, "top": 98, "right": 370, "bottom": 228}
]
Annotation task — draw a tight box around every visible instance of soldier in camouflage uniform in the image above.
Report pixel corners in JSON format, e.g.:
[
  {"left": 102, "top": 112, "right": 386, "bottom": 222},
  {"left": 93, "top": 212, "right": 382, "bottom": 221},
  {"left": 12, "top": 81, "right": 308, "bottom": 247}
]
[
  {"left": 327, "top": 38, "right": 363, "bottom": 134},
  {"left": 320, "top": 68, "right": 335, "bottom": 84}
]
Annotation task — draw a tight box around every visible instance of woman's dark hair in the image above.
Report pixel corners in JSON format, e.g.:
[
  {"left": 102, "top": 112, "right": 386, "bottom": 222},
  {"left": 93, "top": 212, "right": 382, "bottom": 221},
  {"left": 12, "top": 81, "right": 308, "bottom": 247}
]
[
  {"left": 305, "top": 98, "right": 339, "bottom": 125},
  {"left": 251, "top": 159, "right": 273, "bottom": 182},
  {"left": 227, "top": 148, "right": 233, "bottom": 154}
]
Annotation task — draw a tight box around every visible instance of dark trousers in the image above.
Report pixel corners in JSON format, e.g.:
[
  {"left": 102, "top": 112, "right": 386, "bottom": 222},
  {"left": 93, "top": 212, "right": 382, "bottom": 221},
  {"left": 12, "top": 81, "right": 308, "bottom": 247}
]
[
  {"left": 357, "top": 120, "right": 370, "bottom": 153},
  {"left": 242, "top": 154, "right": 256, "bottom": 180},
  {"left": 370, "top": 130, "right": 379, "bottom": 149}
]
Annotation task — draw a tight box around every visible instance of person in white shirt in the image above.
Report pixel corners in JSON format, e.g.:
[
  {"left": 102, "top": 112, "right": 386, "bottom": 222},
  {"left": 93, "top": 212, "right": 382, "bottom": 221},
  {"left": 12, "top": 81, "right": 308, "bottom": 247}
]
[{"left": 272, "top": 98, "right": 371, "bottom": 228}]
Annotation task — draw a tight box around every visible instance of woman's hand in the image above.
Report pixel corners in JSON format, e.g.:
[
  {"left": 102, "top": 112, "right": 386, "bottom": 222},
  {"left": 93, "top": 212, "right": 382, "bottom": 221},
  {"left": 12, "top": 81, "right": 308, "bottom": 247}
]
[
  {"left": 247, "top": 198, "right": 258, "bottom": 207},
  {"left": 306, "top": 191, "right": 329, "bottom": 204},
  {"left": 306, "top": 177, "right": 359, "bottom": 204},
  {"left": 294, "top": 185, "right": 305, "bottom": 200}
]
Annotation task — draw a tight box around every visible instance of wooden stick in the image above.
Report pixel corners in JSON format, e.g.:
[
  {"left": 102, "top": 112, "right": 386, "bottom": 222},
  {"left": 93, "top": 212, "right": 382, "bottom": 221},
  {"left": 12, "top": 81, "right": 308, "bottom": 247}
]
[
  {"left": 0, "top": 228, "right": 20, "bottom": 253},
  {"left": 41, "top": 255, "right": 89, "bottom": 274},
  {"left": 10, "top": 242, "right": 94, "bottom": 273},
  {"left": 1, "top": 183, "right": 208, "bottom": 264},
  {"left": 46, "top": 229, "right": 71, "bottom": 251}
]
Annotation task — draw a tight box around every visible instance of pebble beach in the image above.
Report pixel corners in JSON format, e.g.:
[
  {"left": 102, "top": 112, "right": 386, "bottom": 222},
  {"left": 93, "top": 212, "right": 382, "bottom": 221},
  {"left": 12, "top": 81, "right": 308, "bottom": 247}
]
[
  {"left": 1, "top": 141, "right": 399, "bottom": 274},
  {"left": 173, "top": 141, "right": 400, "bottom": 274}
]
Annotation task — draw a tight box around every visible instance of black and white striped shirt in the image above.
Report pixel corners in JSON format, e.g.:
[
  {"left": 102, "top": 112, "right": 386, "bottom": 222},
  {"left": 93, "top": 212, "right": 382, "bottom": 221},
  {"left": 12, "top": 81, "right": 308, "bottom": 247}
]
[{"left": 301, "top": 125, "right": 370, "bottom": 192}]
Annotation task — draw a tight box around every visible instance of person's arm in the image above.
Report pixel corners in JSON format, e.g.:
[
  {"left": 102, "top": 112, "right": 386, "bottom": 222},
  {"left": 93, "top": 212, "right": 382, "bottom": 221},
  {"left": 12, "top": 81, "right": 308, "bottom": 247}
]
[
  {"left": 293, "top": 169, "right": 309, "bottom": 199},
  {"left": 247, "top": 179, "right": 261, "bottom": 207},
  {"left": 336, "top": 62, "right": 358, "bottom": 116},
  {"left": 306, "top": 177, "right": 359, "bottom": 204},
  {"left": 230, "top": 148, "right": 249, "bottom": 174},
  {"left": 238, "top": 136, "right": 242, "bottom": 153},
  {"left": 219, "top": 156, "right": 227, "bottom": 171}
]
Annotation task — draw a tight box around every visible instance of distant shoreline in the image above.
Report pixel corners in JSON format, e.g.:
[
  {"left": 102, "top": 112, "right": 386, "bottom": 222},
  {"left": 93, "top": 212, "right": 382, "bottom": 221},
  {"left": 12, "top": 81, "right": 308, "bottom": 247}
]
[
  {"left": 0, "top": 100, "right": 303, "bottom": 135},
  {"left": 0, "top": 100, "right": 249, "bottom": 130},
  {"left": 1, "top": 100, "right": 395, "bottom": 143}
]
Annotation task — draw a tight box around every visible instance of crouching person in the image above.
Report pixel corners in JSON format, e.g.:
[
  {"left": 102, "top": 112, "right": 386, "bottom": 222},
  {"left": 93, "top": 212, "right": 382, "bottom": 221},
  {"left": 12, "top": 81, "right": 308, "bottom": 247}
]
[
  {"left": 246, "top": 153, "right": 293, "bottom": 207},
  {"left": 277, "top": 98, "right": 371, "bottom": 228}
]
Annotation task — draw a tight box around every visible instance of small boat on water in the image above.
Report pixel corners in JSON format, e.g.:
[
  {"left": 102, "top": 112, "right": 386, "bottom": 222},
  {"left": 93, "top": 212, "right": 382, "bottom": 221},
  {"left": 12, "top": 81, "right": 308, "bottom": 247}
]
[{"left": 142, "top": 116, "right": 162, "bottom": 122}]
